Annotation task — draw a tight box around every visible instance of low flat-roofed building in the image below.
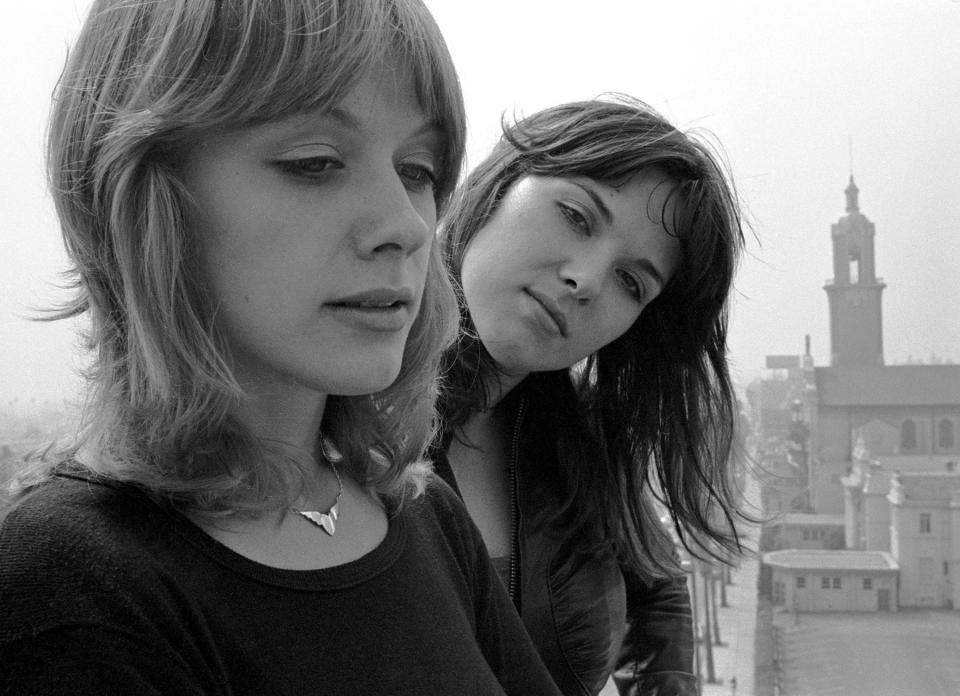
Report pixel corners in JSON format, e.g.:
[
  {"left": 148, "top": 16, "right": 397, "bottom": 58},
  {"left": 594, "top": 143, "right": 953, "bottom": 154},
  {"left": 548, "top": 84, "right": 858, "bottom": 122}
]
[{"left": 764, "top": 549, "right": 899, "bottom": 612}]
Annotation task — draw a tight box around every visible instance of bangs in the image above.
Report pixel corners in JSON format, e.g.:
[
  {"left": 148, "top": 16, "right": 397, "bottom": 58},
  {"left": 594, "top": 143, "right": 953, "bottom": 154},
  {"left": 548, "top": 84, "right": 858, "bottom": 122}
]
[{"left": 175, "top": 0, "right": 464, "bottom": 197}]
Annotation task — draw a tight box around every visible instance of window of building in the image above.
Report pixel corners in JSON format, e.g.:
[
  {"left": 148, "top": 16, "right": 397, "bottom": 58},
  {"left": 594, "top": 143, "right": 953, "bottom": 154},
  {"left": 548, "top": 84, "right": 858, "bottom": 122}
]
[
  {"left": 849, "top": 249, "right": 860, "bottom": 284},
  {"left": 802, "top": 530, "right": 810, "bottom": 540},
  {"left": 796, "top": 576, "right": 806, "bottom": 588},
  {"left": 939, "top": 419, "right": 955, "bottom": 450},
  {"left": 945, "top": 561, "right": 950, "bottom": 577},
  {"left": 821, "top": 577, "right": 830, "bottom": 589},
  {"left": 832, "top": 577, "right": 841, "bottom": 589},
  {"left": 920, "top": 512, "right": 932, "bottom": 534},
  {"left": 863, "top": 577, "right": 873, "bottom": 590},
  {"left": 901, "top": 419, "right": 917, "bottom": 451}
]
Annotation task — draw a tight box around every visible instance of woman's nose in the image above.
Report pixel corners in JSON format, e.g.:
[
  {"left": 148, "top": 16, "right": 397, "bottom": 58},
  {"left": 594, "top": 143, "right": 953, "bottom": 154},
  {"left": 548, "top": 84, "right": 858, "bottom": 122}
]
[
  {"left": 353, "top": 172, "right": 433, "bottom": 260},
  {"left": 560, "top": 257, "right": 604, "bottom": 303}
]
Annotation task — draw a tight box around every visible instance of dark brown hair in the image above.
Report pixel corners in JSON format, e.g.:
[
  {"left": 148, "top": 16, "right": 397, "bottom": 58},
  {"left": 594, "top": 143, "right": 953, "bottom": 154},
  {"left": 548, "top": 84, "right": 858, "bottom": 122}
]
[{"left": 439, "top": 96, "right": 748, "bottom": 576}]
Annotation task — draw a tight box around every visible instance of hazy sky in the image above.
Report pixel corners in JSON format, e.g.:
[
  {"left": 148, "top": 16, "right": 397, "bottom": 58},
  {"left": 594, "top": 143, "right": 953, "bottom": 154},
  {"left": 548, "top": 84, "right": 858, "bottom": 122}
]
[{"left": 3, "top": 0, "right": 959, "bottom": 409}]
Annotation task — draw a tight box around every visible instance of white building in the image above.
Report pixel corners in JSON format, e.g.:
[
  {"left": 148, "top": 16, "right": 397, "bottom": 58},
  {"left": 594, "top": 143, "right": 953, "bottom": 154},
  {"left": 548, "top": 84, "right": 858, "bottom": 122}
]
[
  {"left": 888, "top": 471, "right": 960, "bottom": 608},
  {"left": 764, "top": 549, "right": 898, "bottom": 612}
]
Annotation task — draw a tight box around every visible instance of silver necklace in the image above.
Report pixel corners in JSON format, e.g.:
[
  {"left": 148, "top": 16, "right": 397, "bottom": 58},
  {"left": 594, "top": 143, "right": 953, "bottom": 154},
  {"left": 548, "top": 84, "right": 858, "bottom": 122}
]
[{"left": 291, "top": 436, "right": 343, "bottom": 536}]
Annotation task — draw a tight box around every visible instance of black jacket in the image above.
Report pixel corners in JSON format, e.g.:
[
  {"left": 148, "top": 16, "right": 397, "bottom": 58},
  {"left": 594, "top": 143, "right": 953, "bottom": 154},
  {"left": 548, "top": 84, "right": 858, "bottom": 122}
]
[{"left": 434, "top": 397, "right": 697, "bottom": 696}]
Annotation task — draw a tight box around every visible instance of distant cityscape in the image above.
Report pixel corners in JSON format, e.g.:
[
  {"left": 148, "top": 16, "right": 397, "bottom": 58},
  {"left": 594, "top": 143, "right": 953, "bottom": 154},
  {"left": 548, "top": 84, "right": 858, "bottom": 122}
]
[
  {"left": 745, "top": 176, "right": 960, "bottom": 695},
  {"left": 0, "top": 402, "right": 77, "bottom": 491}
]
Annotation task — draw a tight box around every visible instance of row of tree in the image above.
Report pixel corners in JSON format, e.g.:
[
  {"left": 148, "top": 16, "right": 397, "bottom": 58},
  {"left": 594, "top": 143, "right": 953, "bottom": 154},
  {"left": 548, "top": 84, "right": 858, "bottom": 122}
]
[{"left": 688, "top": 557, "right": 735, "bottom": 687}]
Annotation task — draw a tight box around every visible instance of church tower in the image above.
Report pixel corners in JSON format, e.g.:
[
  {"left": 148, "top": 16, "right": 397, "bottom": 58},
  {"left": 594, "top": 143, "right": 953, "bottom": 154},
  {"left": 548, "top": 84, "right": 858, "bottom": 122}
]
[{"left": 823, "top": 176, "right": 886, "bottom": 366}]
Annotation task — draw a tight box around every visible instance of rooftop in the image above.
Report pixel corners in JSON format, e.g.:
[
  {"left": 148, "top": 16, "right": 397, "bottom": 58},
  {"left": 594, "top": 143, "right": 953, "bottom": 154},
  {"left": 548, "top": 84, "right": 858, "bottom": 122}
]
[
  {"left": 773, "top": 513, "right": 845, "bottom": 527},
  {"left": 763, "top": 549, "right": 898, "bottom": 572},
  {"left": 816, "top": 365, "right": 960, "bottom": 406}
]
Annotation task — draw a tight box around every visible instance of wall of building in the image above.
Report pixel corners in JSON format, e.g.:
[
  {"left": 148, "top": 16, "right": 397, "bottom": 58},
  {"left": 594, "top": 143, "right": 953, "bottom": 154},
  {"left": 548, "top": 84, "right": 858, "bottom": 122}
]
[
  {"left": 812, "top": 460, "right": 847, "bottom": 514},
  {"left": 863, "top": 493, "right": 891, "bottom": 550},
  {"left": 771, "top": 568, "right": 897, "bottom": 612},
  {"left": 952, "top": 499, "right": 960, "bottom": 609},
  {"left": 763, "top": 522, "right": 844, "bottom": 551},
  {"left": 817, "top": 405, "right": 960, "bottom": 460},
  {"left": 816, "top": 405, "right": 960, "bottom": 515},
  {"left": 844, "top": 486, "right": 861, "bottom": 549},
  {"left": 816, "top": 407, "right": 853, "bottom": 462},
  {"left": 775, "top": 524, "right": 845, "bottom": 550},
  {"left": 892, "top": 501, "right": 953, "bottom": 607}
]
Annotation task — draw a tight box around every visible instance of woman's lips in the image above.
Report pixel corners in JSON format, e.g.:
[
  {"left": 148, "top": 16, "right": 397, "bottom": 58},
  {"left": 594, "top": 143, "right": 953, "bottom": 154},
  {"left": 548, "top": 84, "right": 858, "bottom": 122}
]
[
  {"left": 325, "top": 287, "right": 415, "bottom": 332},
  {"left": 525, "top": 288, "right": 568, "bottom": 337}
]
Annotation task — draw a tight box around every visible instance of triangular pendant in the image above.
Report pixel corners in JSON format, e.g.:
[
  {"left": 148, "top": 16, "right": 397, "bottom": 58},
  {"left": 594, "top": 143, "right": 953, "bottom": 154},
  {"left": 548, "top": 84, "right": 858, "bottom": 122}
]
[{"left": 295, "top": 503, "right": 339, "bottom": 536}]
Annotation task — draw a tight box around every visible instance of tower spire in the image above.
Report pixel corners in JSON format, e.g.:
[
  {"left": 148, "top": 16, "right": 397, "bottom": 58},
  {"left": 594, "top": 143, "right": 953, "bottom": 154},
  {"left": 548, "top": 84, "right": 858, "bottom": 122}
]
[
  {"left": 826, "top": 171, "right": 884, "bottom": 366},
  {"left": 845, "top": 174, "right": 859, "bottom": 213}
]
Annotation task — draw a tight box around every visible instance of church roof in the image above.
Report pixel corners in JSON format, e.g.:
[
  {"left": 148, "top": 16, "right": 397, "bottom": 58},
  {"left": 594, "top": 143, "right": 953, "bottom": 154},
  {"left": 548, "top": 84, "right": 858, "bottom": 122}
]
[{"left": 815, "top": 365, "right": 960, "bottom": 406}]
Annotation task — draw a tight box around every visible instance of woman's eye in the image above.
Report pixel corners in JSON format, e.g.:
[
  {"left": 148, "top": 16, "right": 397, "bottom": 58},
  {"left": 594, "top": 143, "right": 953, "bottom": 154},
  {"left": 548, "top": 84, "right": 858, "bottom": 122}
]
[
  {"left": 617, "top": 269, "right": 646, "bottom": 303},
  {"left": 398, "top": 163, "right": 437, "bottom": 193},
  {"left": 277, "top": 156, "right": 343, "bottom": 178},
  {"left": 558, "top": 202, "right": 591, "bottom": 235}
]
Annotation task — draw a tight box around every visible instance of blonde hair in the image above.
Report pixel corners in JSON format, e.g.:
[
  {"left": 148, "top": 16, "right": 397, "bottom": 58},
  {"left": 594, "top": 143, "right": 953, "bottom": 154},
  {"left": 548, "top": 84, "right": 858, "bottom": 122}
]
[{"left": 32, "top": 0, "right": 465, "bottom": 514}]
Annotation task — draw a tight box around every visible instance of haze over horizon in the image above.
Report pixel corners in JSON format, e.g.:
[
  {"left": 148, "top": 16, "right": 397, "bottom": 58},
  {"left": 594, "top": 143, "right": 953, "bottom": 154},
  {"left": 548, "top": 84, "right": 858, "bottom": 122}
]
[{"left": 2, "top": 0, "right": 959, "bottom": 411}]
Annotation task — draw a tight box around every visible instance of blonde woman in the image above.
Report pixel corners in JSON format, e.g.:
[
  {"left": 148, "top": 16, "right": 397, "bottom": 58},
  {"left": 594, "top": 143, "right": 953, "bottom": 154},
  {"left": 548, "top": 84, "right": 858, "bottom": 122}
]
[{"left": 0, "top": 1, "right": 560, "bottom": 694}]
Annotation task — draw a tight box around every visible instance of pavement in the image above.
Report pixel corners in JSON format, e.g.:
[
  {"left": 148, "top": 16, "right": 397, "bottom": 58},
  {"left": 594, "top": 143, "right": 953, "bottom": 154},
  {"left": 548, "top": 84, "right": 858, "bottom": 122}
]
[
  {"left": 698, "top": 471, "right": 762, "bottom": 696},
  {"left": 771, "top": 608, "right": 960, "bottom": 696},
  {"left": 699, "top": 551, "right": 759, "bottom": 696},
  {"left": 598, "top": 550, "right": 760, "bottom": 696},
  {"left": 599, "top": 472, "right": 763, "bottom": 696}
]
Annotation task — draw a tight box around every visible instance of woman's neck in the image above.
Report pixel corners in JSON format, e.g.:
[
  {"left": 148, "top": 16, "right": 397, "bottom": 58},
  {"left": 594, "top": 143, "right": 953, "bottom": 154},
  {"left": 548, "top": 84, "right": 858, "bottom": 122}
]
[
  {"left": 481, "top": 369, "right": 527, "bottom": 412},
  {"left": 236, "top": 381, "right": 328, "bottom": 458}
]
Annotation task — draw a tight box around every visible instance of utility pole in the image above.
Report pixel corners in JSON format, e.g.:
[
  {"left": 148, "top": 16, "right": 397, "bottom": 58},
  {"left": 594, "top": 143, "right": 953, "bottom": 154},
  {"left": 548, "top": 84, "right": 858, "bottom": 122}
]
[
  {"left": 689, "top": 560, "right": 701, "bottom": 690},
  {"left": 720, "top": 562, "right": 730, "bottom": 607},
  {"left": 702, "top": 564, "right": 718, "bottom": 683},
  {"left": 710, "top": 567, "right": 725, "bottom": 646}
]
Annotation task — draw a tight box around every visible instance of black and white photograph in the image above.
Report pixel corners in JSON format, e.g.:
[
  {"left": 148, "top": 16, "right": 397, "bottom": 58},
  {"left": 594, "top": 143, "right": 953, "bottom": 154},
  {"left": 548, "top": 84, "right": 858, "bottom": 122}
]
[{"left": 2, "top": 1, "right": 959, "bottom": 694}]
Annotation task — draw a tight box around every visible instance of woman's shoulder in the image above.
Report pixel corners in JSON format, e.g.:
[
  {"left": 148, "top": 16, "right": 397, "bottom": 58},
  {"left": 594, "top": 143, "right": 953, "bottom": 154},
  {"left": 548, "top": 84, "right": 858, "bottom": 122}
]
[
  {"left": 403, "top": 473, "right": 487, "bottom": 560},
  {"left": 0, "top": 472, "right": 173, "bottom": 644},
  {"left": 413, "top": 473, "right": 471, "bottom": 527},
  {"left": 1, "top": 469, "right": 160, "bottom": 547}
]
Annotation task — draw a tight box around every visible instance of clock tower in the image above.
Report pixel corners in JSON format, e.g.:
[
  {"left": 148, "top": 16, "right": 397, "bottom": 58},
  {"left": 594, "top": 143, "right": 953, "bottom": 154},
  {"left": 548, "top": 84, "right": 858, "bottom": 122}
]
[{"left": 823, "top": 176, "right": 886, "bottom": 366}]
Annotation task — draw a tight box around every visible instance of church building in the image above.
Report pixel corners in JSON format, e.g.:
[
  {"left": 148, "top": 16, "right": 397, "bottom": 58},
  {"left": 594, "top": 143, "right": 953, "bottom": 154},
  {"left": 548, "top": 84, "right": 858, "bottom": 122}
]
[{"left": 755, "top": 176, "right": 960, "bottom": 610}]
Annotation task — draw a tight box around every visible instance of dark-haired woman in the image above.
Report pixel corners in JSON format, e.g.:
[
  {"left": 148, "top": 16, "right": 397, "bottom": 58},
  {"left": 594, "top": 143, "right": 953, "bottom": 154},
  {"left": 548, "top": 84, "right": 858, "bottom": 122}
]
[{"left": 435, "top": 97, "right": 748, "bottom": 696}]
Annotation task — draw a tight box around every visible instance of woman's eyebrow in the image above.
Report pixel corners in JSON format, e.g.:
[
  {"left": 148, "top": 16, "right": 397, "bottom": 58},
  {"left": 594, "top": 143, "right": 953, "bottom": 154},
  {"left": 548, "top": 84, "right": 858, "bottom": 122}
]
[
  {"left": 325, "top": 106, "right": 361, "bottom": 131},
  {"left": 635, "top": 258, "right": 667, "bottom": 291},
  {"left": 571, "top": 181, "right": 613, "bottom": 225},
  {"left": 325, "top": 106, "right": 440, "bottom": 144}
]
